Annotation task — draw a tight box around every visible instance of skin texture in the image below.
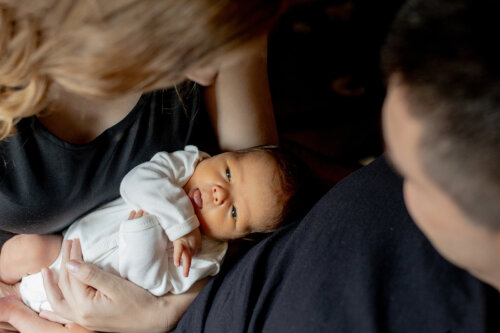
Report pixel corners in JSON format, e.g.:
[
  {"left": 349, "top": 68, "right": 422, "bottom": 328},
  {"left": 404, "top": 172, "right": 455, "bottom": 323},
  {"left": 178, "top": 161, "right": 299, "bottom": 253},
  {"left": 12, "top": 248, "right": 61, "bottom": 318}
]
[
  {"left": 0, "top": 148, "right": 288, "bottom": 328},
  {"left": 0, "top": 251, "right": 208, "bottom": 333},
  {"left": 0, "top": 149, "right": 286, "bottom": 332},
  {"left": 184, "top": 150, "right": 285, "bottom": 240},
  {"left": 0, "top": 235, "right": 62, "bottom": 284},
  {"left": 160, "top": 149, "right": 288, "bottom": 277},
  {"left": 37, "top": 239, "right": 208, "bottom": 333},
  {"left": 0, "top": 296, "right": 91, "bottom": 333},
  {"left": 171, "top": 228, "right": 201, "bottom": 278},
  {"left": 0, "top": 37, "right": 278, "bottom": 332},
  {"left": 382, "top": 76, "right": 500, "bottom": 291},
  {"left": 201, "top": 36, "right": 279, "bottom": 150}
]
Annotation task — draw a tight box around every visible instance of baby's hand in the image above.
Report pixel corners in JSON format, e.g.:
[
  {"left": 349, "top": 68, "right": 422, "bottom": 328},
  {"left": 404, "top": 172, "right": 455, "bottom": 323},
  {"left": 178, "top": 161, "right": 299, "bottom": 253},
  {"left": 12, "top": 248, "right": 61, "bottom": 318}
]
[
  {"left": 173, "top": 228, "right": 202, "bottom": 277},
  {"left": 128, "top": 209, "right": 148, "bottom": 220}
]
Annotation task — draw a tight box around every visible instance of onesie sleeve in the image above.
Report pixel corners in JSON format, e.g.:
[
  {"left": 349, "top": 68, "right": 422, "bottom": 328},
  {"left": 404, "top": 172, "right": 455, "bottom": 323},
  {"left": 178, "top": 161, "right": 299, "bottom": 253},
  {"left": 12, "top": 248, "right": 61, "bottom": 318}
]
[
  {"left": 120, "top": 145, "right": 210, "bottom": 241},
  {"left": 118, "top": 214, "right": 170, "bottom": 295},
  {"left": 118, "top": 220, "right": 227, "bottom": 297},
  {"left": 167, "top": 236, "right": 228, "bottom": 295}
]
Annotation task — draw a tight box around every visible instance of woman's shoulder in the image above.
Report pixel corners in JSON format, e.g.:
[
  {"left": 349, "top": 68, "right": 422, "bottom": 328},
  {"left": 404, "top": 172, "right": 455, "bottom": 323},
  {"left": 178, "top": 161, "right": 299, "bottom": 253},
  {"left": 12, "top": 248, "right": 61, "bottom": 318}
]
[{"left": 0, "top": 87, "right": 207, "bottom": 237}]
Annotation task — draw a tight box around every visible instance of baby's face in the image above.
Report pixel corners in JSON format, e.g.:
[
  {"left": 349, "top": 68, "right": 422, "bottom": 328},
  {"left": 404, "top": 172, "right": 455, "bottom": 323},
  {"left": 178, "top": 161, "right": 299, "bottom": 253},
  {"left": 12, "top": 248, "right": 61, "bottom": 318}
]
[{"left": 183, "top": 151, "right": 285, "bottom": 240}]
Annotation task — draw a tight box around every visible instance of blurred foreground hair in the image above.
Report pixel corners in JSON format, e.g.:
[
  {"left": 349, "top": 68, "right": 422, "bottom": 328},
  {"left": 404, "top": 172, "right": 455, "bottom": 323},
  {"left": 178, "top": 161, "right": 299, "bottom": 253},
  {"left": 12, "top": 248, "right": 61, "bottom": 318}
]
[{"left": 0, "top": 0, "right": 283, "bottom": 140}]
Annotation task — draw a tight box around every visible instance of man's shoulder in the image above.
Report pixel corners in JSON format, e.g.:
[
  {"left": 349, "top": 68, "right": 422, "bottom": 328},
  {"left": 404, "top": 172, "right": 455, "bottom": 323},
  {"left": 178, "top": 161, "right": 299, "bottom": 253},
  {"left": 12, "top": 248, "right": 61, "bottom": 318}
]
[{"left": 174, "top": 156, "right": 497, "bottom": 333}]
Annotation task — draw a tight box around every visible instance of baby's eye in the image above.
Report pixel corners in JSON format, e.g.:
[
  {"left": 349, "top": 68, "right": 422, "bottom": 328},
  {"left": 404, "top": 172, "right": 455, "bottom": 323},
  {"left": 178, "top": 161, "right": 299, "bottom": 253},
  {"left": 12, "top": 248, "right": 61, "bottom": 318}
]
[
  {"left": 226, "top": 168, "right": 231, "bottom": 181},
  {"left": 231, "top": 206, "right": 237, "bottom": 220}
]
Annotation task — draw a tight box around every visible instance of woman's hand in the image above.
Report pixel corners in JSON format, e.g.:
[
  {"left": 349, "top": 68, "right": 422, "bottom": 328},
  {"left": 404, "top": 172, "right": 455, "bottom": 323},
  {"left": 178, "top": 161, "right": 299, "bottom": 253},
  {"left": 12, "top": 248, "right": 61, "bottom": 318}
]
[
  {"left": 0, "top": 296, "right": 93, "bottom": 333},
  {"left": 41, "top": 239, "right": 206, "bottom": 333},
  {"left": 41, "top": 239, "right": 164, "bottom": 332}
]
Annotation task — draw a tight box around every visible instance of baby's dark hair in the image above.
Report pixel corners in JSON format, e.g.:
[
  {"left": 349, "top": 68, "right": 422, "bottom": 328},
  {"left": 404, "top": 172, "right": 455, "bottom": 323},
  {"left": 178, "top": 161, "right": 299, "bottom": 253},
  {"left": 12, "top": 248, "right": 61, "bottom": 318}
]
[{"left": 236, "top": 145, "right": 311, "bottom": 233}]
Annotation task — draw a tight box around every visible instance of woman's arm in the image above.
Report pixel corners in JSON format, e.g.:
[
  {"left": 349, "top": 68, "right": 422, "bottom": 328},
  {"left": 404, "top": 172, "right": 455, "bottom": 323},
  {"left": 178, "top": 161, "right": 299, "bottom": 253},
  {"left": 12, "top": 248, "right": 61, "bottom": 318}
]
[
  {"left": 0, "top": 296, "right": 93, "bottom": 333},
  {"left": 204, "top": 36, "right": 279, "bottom": 151},
  {"left": 40, "top": 240, "right": 207, "bottom": 333}
]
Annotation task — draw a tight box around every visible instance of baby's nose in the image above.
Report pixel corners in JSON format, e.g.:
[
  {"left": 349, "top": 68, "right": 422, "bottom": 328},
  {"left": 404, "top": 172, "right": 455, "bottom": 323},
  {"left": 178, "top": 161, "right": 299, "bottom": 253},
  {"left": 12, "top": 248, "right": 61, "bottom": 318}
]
[{"left": 212, "top": 185, "right": 228, "bottom": 205}]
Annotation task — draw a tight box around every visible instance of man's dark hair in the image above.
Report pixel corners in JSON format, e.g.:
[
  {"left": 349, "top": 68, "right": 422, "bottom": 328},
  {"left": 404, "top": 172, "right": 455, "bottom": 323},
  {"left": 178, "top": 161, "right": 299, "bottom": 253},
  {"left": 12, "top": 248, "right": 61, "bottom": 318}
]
[
  {"left": 237, "top": 145, "right": 312, "bottom": 232},
  {"left": 381, "top": 0, "right": 500, "bottom": 228}
]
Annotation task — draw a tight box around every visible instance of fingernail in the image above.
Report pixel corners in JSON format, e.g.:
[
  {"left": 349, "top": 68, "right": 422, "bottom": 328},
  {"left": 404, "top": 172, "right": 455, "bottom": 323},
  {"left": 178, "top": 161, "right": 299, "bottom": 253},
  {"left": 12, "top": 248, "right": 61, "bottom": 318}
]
[{"left": 66, "top": 260, "right": 81, "bottom": 272}]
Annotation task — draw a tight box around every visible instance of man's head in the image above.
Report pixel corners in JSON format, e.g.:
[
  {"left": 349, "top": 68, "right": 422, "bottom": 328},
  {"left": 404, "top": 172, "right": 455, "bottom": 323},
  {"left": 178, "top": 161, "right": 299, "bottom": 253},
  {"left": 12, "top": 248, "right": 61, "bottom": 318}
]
[
  {"left": 381, "top": 0, "right": 500, "bottom": 288},
  {"left": 184, "top": 146, "right": 306, "bottom": 241}
]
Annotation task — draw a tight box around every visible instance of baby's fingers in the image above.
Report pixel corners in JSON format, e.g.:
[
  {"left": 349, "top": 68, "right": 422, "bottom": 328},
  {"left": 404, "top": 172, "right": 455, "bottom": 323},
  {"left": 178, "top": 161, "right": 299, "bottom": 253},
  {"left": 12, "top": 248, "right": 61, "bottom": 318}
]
[
  {"left": 128, "top": 210, "right": 148, "bottom": 220},
  {"left": 181, "top": 251, "right": 192, "bottom": 277},
  {"left": 173, "top": 242, "right": 183, "bottom": 267}
]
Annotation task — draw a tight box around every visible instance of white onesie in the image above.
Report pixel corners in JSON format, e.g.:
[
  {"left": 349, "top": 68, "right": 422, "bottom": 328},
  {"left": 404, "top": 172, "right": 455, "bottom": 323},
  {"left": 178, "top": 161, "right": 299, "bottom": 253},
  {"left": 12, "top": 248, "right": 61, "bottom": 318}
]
[{"left": 19, "top": 146, "right": 228, "bottom": 312}]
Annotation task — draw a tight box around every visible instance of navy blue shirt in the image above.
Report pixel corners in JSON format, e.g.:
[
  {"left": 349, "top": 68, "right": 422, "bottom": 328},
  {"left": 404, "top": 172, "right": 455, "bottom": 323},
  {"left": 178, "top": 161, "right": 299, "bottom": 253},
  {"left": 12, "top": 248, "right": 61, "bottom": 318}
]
[{"left": 173, "top": 156, "right": 500, "bottom": 332}]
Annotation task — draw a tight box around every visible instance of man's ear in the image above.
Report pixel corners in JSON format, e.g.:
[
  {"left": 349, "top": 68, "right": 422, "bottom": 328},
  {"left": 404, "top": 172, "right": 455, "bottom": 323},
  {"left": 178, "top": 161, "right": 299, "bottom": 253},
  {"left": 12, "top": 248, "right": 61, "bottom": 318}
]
[{"left": 494, "top": 230, "right": 500, "bottom": 260}]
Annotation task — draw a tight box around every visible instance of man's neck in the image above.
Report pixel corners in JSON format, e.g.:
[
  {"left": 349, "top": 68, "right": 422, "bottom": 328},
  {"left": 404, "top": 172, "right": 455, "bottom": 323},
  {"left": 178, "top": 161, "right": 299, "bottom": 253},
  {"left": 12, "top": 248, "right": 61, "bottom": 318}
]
[{"left": 469, "top": 266, "right": 500, "bottom": 292}]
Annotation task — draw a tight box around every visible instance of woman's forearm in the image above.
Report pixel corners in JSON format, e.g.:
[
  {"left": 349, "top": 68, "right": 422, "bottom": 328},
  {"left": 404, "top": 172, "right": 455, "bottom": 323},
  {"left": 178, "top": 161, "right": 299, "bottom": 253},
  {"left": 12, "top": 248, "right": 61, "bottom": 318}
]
[
  {"left": 151, "top": 278, "right": 210, "bottom": 332},
  {"left": 204, "top": 36, "right": 279, "bottom": 151}
]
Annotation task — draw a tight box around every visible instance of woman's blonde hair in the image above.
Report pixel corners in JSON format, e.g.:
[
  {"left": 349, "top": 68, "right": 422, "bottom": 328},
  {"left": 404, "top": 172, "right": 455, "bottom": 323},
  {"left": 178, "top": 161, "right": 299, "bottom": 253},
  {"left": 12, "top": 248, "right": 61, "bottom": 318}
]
[{"left": 0, "top": 0, "right": 282, "bottom": 140}]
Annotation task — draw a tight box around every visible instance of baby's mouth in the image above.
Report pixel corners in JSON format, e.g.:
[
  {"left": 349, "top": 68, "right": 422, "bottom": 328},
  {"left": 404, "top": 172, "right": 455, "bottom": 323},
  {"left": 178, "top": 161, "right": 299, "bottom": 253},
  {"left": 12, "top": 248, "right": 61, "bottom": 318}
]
[{"left": 188, "top": 188, "right": 203, "bottom": 209}]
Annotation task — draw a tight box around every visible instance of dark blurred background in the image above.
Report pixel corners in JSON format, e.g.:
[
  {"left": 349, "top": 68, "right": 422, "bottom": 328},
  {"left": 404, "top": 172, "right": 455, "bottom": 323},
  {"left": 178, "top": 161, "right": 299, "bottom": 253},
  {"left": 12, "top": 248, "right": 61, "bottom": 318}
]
[{"left": 269, "top": 0, "right": 404, "bottom": 192}]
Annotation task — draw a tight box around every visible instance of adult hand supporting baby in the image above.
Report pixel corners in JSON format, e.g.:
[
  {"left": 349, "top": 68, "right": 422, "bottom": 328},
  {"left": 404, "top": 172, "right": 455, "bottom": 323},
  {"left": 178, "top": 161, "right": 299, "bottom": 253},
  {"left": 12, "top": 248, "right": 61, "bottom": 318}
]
[
  {"left": 0, "top": 295, "right": 92, "bottom": 333},
  {"left": 41, "top": 239, "right": 206, "bottom": 333}
]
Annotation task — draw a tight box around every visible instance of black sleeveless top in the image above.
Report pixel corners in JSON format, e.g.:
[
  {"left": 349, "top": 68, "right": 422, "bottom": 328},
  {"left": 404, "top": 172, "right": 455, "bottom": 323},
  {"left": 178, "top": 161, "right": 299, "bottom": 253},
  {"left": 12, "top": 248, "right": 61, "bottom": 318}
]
[{"left": 0, "top": 85, "right": 217, "bottom": 247}]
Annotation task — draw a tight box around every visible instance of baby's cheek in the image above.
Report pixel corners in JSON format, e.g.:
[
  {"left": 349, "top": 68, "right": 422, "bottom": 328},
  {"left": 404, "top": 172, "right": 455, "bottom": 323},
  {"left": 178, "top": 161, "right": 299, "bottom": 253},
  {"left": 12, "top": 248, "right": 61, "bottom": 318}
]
[{"left": 197, "top": 213, "right": 212, "bottom": 234}]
